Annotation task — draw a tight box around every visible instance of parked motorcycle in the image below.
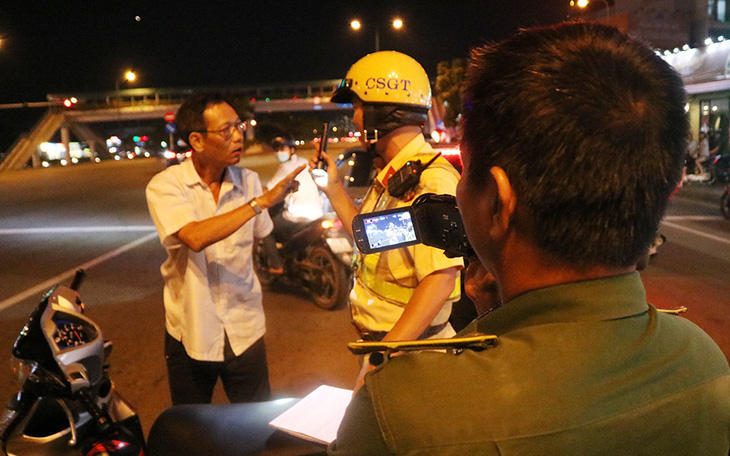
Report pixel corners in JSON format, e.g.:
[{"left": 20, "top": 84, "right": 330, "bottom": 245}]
[
  {"left": 0, "top": 270, "right": 144, "bottom": 456},
  {"left": 254, "top": 204, "right": 352, "bottom": 310},
  {"left": 146, "top": 399, "right": 325, "bottom": 456},
  {"left": 722, "top": 184, "right": 730, "bottom": 220}
]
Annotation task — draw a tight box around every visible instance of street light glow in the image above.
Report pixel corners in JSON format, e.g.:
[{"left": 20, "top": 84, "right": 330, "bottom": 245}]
[
  {"left": 125, "top": 71, "right": 136, "bottom": 82},
  {"left": 349, "top": 17, "right": 404, "bottom": 51},
  {"left": 577, "top": 0, "right": 589, "bottom": 7}
]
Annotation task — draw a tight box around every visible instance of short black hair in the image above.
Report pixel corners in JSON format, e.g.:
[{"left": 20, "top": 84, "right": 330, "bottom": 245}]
[
  {"left": 175, "top": 92, "right": 231, "bottom": 150},
  {"left": 461, "top": 22, "right": 688, "bottom": 268}
]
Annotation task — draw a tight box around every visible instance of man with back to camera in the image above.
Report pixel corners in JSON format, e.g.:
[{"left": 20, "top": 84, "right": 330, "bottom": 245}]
[
  {"left": 311, "top": 51, "right": 464, "bottom": 386},
  {"left": 146, "top": 92, "right": 303, "bottom": 405},
  {"left": 328, "top": 23, "right": 730, "bottom": 455}
]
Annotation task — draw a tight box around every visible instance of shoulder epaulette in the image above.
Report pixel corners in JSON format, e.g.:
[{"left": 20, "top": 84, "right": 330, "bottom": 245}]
[
  {"left": 349, "top": 332, "right": 495, "bottom": 356},
  {"left": 656, "top": 306, "right": 688, "bottom": 315}
]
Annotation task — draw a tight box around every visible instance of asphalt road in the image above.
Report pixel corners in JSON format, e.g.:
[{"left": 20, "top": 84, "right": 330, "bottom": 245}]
[
  {"left": 0, "top": 152, "right": 728, "bottom": 440},
  {"left": 0, "top": 149, "right": 360, "bottom": 438}
]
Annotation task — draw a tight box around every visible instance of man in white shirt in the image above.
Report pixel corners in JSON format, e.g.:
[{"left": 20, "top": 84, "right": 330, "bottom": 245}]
[
  {"left": 146, "top": 92, "right": 302, "bottom": 405},
  {"left": 268, "top": 136, "right": 324, "bottom": 236}
]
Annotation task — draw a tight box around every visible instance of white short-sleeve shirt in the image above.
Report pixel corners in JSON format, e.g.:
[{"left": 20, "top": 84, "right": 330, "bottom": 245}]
[
  {"left": 268, "top": 154, "right": 324, "bottom": 222},
  {"left": 146, "top": 159, "right": 273, "bottom": 361}
]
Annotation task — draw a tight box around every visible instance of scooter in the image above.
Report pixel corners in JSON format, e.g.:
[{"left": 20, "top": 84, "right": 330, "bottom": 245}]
[
  {"left": 711, "top": 152, "right": 730, "bottom": 185},
  {"left": 0, "top": 270, "right": 144, "bottom": 456},
  {"left": 254, "top": 203, "right": 352, "bottom": 310},
  {"left": 684, "top": 152, "right": 730, "bottom": 185}
]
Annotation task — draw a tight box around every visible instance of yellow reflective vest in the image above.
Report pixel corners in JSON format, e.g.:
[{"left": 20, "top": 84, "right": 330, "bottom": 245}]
[{"left": 350, "top": 136, "right": 463, "bottom": 334}]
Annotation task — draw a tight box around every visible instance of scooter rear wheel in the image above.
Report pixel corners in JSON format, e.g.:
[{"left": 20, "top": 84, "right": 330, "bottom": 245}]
[{"left": 306, "top": 245, "right": 349, "bottom": 310}]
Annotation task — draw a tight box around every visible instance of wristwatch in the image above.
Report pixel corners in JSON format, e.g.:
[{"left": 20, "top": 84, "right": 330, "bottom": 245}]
[{"left": 248, "top": 198, "right": 262, "bottom": 215}]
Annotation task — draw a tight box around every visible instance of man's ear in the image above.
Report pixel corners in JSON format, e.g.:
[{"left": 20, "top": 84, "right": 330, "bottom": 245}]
[
  {"left": 488, "top": 166, "right": 516, "bottom": 239},
  {"left": 188, "top": 132, "right": 204, "bottom": 152}
]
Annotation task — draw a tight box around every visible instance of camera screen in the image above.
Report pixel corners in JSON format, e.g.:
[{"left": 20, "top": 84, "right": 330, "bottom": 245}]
[{"left": 362, "top": 210, "right": 418, "bottom": 250}]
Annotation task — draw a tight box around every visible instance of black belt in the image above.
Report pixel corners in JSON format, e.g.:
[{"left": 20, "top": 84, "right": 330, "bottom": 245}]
[{"left": 359, "top": 322, "right": 449, "bottom": 342}]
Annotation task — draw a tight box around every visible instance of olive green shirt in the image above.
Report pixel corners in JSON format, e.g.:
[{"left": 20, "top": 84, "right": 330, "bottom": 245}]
[{"left": 329, "top": 273, "right": 730, "bottom": 455}]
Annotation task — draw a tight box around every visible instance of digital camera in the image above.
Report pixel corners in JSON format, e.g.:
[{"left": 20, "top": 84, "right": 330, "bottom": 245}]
[{"left": 351, "top": 193, "right": 473, "bottom": 258}]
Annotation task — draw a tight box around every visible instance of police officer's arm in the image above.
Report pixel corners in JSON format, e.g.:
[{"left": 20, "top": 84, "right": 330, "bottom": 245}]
[
  {"left": 383, "top": 266, "right": 460, "bottom": 342},
  {"left": 176, "top": 165, "right": 303, "bottom": 252},
  {"left": 309, "top": 150, "right": 359, "bottom": 238},
  {"left": 353, "top": 266, "right": 460, "bottom": 392}
]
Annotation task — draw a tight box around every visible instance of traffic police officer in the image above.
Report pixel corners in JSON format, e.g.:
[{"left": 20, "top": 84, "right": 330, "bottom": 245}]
[{"left": 311, "top": 51, "right": 463, "bottom": 387}]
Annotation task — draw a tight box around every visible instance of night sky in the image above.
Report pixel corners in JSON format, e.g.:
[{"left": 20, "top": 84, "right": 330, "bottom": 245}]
[
  {"left": 0, "top": 1, "right": 569, "bottom": 152},
  {"left": 0, "top": 1, "right": 569, "bottom": 103}
]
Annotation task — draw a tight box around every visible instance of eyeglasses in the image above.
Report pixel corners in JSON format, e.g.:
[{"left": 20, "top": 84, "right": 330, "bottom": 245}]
[{"left": 195, "top": 121, "right": 246, "bottom": 140}]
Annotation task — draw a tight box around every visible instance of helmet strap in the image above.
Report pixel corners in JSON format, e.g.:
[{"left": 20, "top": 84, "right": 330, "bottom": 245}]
[
  {"left": 363, "top": 129, "right": 379, "bottom": 143},
  {"left": 362, "top": 104, "right": 427, "bottom": 143}
]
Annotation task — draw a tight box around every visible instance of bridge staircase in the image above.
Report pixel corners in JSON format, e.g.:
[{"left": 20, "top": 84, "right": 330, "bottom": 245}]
[
  {"left": 0, "top": 110, "right": 65, "bottom": 171},
  {"left": 66, "top": 122, "right": 108, "bottom": 157}
]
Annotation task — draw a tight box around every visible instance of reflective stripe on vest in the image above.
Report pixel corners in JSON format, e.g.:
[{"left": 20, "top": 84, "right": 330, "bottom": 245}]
[{"left": 357, "top": 256, "right": 461, "bottom": 307}]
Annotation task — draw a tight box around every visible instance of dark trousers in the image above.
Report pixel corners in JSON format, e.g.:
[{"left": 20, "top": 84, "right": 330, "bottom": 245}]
[{"left": 165, "top": 333, "right": 271, "bottom": 405}]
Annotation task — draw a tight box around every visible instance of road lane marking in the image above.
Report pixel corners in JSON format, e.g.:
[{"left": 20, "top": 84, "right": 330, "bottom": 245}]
[
  {"left": 661, "top": 221, "right": 730, "bottom": 245},
  {"left": 0, "top": 226, "right": 156, "bottom": 234},
  {"left": 0, "top": 232, "right": 159, "bottom": 312}
]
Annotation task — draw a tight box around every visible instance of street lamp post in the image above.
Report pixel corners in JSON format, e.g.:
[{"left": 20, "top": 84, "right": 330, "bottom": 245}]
[
  {"left": 115, "top": 70, "right": 136, "bottom": 116},
  {"left": 351, "top": 18, "right": 404, "bottom": 52},
  {"left": 113, "top": 70, "right": 137, "bottom": 157},
  {"left": 115, "top": 70, "right": 136, "bottom": 93}
]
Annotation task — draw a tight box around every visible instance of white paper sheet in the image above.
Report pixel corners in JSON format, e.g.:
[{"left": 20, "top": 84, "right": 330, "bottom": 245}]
[{"left": 269, "top": 384, "right": 353, "bottom": 445}]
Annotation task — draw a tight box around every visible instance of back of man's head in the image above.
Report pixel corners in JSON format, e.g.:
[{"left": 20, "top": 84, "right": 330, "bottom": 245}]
[{"left": 461, "top": 22, "right": 688, "bottom": 268}]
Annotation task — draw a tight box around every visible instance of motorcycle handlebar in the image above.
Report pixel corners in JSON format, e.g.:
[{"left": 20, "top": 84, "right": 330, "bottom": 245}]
[
  {"left": 0, "top": 407, "right": 20, "bottom": 445},
  {"left": 0, "top": 392, "right": 35, "bottom": 447}
]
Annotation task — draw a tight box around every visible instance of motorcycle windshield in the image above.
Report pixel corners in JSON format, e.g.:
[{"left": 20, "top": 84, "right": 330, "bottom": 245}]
[{"left": 12, "top": 294, "right": 57, "bottom": 373}]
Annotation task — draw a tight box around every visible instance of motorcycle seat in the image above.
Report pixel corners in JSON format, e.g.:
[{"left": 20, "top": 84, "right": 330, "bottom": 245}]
[{"left": 146, "top": 399, "right": 326, "bottom": 456}]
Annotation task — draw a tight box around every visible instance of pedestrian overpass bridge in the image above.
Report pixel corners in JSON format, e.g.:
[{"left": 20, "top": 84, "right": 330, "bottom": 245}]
[{"left": 0, "top": 80, "right": 347, "bottom": 171}]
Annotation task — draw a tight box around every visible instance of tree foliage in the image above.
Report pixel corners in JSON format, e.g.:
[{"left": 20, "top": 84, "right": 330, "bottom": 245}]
[{"left": 434, "top": 58, "right": 466, "bottom": 128}]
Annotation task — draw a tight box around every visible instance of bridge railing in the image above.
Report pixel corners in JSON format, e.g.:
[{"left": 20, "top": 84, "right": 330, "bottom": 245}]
[{"left": 47, "top": 80, "right": 343, "bottom": 110}]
